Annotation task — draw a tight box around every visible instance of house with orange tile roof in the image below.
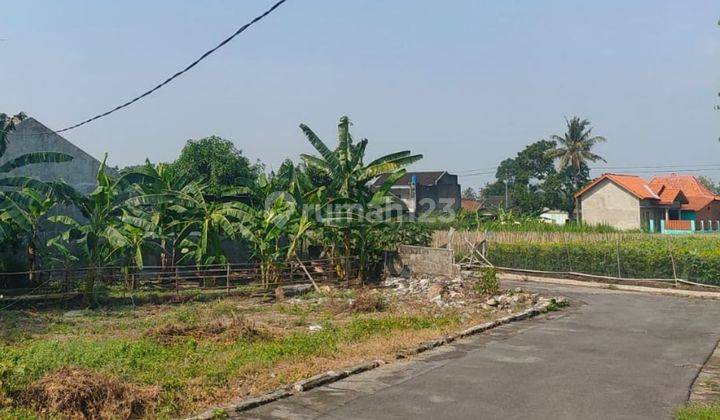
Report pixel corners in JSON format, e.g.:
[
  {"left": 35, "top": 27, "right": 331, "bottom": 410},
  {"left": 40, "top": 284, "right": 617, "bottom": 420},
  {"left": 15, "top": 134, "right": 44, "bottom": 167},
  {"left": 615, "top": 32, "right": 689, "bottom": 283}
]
[
  {"left": 648, "top": 174, "right": 720, "bottom": 230},
  {"left": 574, "top": 173, "right": 720, "bottom": 232}
]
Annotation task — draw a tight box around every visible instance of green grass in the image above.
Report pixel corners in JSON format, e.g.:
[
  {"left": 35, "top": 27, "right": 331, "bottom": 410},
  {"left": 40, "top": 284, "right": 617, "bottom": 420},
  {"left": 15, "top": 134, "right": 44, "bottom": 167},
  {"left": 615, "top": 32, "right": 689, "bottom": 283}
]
[
  {"left": 0, "top": 296, "right": 459, "bottom": 418},
  {"left": 675, "top": 403, "right": 720, "bottom": 419}
]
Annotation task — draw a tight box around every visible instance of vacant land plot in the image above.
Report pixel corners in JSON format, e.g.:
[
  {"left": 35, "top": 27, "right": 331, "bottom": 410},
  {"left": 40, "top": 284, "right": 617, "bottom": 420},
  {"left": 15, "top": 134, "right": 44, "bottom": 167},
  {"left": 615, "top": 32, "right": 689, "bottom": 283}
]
[{"left": 0, "top": 279, "right": 540, "bottom": 419}]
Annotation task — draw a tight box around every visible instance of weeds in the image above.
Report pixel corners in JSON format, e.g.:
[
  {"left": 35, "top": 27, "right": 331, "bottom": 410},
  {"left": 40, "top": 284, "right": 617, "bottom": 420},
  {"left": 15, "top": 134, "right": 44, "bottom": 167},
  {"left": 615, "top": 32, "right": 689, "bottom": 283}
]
[
  {"left": 675, "top": 403, "right": 720, "bottom": 420},
  {"left": 546, "top": 298, "right": 569, "bottom": 312},
  {"left": 474, "top": 267, "right": 499, "bottom": 295},
  {"left": 0, "top": 294, "right": 463, "bottom": 418}
]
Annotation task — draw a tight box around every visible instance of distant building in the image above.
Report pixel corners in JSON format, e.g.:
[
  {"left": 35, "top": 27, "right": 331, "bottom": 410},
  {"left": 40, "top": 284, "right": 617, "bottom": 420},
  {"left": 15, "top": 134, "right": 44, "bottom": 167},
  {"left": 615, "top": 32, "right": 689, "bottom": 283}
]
[
  {"left": 648, "top": 174, "right": 720, "bottom": 226},
  {"left": 461, "top": 196, "right": 509, "bottom": 218},
  {"left": 540, "top": 209, "right": 569, "bottom": 225},
  {"left": 372, "top": 171, "right": 461, "bottom": 215},
  {"left": 461, "top": 198, "right": 481, "bottom": 212},
  {"left": 574, "top": 173, "right": 720, "bottom": 232},
  {"left": 2, "top": 117, "right": 103, "bottom": 194}
]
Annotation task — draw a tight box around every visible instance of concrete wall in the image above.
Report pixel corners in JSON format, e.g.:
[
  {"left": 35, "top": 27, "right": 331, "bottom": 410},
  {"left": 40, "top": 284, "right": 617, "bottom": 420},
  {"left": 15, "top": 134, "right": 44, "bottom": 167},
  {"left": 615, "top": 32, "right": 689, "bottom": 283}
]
[
  {"left": 396, "top": 245, "right": 457, "bottom": 277},
  {"left": 3, "top": 118, "right": 102, "bottom": 194},
  {"left": 579, "top": 179, "right": 641, "bottom": 230}
]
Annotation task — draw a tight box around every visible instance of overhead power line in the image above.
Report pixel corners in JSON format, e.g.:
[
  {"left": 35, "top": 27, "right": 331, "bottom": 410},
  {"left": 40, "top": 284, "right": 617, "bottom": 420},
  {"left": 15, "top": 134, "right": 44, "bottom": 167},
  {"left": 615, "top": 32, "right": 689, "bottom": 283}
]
[
  {"left": 2, "top": 0, "right": 288, "bottom": 136},
  {"left": 457, "top": 164, "right": 720, "bottom": 178}
]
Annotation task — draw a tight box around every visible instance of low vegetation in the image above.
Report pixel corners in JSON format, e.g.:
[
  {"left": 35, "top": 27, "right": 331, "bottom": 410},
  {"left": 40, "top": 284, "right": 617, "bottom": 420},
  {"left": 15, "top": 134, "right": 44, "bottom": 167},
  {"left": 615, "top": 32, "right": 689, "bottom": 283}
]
[
  {"left": 485, "top": 235, "right": 720, "bottom": 284},
  {"left": 675, "top": 403, "right": 720, "bottom": 420},
  {"left": 473, "top": 267, "right": 499, "bottom": 295},
  {"left": 0, "top": 285, "right": 530, "bottom": 418}
]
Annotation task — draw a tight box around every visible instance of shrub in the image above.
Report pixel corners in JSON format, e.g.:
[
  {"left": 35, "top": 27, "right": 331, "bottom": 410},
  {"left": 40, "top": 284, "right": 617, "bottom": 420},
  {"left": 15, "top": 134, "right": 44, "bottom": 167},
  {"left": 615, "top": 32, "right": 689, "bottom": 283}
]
[
  {"left": 485, "top": 236, "right": 720, "bottom": 285},
  {"left": 474, "top": 267, "right": 499, "bottom": 295}
]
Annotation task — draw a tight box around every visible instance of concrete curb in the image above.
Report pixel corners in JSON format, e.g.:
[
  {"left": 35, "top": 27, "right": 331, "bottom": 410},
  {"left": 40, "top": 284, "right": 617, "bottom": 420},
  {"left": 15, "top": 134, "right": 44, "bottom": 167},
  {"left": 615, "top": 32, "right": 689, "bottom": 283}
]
[
  {"left": 184, "top": 299, "right": 560, "bottom": 419},
  {"left": 502, "top": 273, "right": 720, "bottom": 300}
]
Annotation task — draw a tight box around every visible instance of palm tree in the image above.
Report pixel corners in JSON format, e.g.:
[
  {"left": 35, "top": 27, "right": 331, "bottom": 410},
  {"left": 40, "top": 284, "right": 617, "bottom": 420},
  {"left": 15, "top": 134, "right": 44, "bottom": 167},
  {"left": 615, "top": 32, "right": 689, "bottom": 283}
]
[
  {"left": 299, "top": 116, "right": 423, "bottom": 282},
  {"left": 546, "top": 116, "right": 606, "bottom": 185}
]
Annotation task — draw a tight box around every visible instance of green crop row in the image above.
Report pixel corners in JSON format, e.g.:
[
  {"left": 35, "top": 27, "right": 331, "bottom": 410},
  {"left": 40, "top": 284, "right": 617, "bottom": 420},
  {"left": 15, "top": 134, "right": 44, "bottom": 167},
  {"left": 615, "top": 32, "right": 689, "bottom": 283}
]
[{"left": 486, "top": 237, "right": 720, "bottom": 285}]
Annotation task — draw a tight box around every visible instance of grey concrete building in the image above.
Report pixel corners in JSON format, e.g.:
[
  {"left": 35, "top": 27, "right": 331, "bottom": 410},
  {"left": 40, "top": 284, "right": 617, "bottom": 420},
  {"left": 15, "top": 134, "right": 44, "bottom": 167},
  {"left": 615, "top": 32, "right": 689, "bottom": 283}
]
[
  {"left": 372, "top": 171, "right": 461, "bottom": 216},
  {"left": 574, "top": 173, "right": 668, "bottom": 231},
  {"left": 2, "top": 117, "right": 103, "bottom": 194}
]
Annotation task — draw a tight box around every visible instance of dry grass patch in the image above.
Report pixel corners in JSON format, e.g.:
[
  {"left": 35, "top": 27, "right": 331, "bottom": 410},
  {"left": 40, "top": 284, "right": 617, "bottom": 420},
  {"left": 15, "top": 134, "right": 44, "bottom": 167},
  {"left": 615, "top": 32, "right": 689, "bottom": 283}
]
[
  {"left": 147, "top": 314, "right": 271, "bottom": 345},
  {"left": 22, "top": 367, "right": 158, "bottom": 419}
]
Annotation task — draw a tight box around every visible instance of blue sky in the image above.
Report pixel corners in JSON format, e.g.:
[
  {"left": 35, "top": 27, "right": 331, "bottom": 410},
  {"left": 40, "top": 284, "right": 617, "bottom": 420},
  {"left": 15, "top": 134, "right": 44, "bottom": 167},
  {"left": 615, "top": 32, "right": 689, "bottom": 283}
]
[{"left": 2, "top": 0, "right": 718, "bottom": 189}]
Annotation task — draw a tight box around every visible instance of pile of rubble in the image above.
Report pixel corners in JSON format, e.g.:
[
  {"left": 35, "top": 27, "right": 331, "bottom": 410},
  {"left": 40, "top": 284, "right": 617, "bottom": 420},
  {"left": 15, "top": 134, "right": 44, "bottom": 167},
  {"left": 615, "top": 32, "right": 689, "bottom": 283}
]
[
  {"left": 382, "top": 275, "right": 468, "bottom": 307},
  {"left": 381, "top": 274, "right": 544, "bottom": 311}
]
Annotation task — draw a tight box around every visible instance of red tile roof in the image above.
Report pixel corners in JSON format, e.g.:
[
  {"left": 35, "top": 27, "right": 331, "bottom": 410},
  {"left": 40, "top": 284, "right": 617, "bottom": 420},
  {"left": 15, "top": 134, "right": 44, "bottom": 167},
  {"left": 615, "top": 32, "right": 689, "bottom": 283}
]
[
  {"left": 649, "top": 174, "right": 720, "bottom": 211},
  {"left": 654, "top": 186, "right": 687, "bottom": 206},
  {"left": 574, "top": 173, "right": 660, "bottom": 200},
  {"left": 461, "top": 199, "right": 481, "bottom": 212}
]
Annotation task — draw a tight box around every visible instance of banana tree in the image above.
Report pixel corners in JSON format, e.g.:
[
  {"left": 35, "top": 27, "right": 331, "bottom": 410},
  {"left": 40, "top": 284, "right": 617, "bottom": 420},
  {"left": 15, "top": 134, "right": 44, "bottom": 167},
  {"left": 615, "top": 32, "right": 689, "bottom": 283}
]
[
  {"left": 299, "top": 116, "right": 422, "bottom": 282},
  {"left": 0, "top": 179, "right": 79, "bottom": 283},
  {"left": 103, "top": 213, "right": 163, "bottom": 289},
  {"left": 48, "top": 155, "right": 140, "bottom": 294},
  {"left": 234, "top": 194, "right": 312, "bottom": 285},
  {"left": 123, "top": 160, "right": 194, "bottom": 268},
  {"left": 126, "top": 182, "right": 243, "bottom": 267}
]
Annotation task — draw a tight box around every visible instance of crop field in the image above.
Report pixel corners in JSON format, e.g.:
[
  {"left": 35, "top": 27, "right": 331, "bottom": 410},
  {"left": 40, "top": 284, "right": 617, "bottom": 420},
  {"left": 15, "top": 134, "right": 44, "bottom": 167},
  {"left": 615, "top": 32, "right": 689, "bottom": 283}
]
[{"left": 437, "top": 231, "right": 720, "bottom": 285}]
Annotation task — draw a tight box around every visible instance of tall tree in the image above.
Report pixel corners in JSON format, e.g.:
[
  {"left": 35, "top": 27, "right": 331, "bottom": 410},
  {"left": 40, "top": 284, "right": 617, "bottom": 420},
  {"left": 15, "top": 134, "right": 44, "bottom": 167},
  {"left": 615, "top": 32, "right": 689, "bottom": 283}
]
[
  {"left": 172, "top": 135, "right": 260, "bottom": 194},
  {"left": 484, "top": 140, "right": 558, "bottom": 214},
  {"left": 462, "top": 187, "right": 478, "bottom": 200},
  {"left": 299, "top": 116, "right": 422, "bottom": 282},
  {"left": 698, "top": 176, "right": 720, "bottom": 195},
  {"left": 546, "top": 116, "right": 606, "bottom": 185}
]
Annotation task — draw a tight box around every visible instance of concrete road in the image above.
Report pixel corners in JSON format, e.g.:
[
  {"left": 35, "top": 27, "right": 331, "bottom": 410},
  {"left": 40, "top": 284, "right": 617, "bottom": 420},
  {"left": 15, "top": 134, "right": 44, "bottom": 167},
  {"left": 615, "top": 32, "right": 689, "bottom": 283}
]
[{"left": 234, "top": 281, "right": 720, "bottom": 420}]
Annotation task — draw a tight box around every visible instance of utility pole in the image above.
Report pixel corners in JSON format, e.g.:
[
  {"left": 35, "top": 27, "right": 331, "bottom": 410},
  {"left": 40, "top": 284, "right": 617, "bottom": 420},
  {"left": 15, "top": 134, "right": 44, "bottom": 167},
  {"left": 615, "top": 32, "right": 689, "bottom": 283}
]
[{"left": 504, "top": 179, "right": 509, "bottom": 210}]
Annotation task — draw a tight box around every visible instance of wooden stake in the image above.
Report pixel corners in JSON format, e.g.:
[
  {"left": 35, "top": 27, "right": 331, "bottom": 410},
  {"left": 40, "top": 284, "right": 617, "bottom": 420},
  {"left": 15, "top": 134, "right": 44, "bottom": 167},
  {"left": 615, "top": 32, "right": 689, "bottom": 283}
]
[{"left": 297, "top": 258, "right": 321, "bottom": 292}]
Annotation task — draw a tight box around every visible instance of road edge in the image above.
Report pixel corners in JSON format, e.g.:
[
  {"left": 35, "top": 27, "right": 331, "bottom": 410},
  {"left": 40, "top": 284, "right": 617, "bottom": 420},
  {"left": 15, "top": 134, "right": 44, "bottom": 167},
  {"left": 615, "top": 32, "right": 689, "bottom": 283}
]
[
  {"left": 184, "top": 297, "right": 565, "bottom": 420},
  {"left": 501, "top": 273, "right": 720, "bottom": 300}
]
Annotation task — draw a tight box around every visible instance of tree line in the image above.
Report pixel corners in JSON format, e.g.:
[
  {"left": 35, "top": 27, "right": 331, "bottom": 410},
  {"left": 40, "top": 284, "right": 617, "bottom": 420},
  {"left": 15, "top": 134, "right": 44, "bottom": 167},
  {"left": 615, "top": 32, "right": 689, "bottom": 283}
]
[
  {"left": 464, "top": 116, "right": 607, "bottom": 216},
  {"left": 0, "top": 114, "right": 428, "bottom": 291}
]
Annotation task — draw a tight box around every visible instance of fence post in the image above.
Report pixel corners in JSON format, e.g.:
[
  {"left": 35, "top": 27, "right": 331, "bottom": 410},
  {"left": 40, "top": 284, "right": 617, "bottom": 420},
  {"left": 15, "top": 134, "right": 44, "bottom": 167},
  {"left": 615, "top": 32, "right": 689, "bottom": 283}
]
[
  {"left": 226, "top": 263, "right": 230, "bottom": 295},
  {"left": 175, "top": 266, "right": 179, "bottom": 295},
  {"left": 615, "top": 234, "right": 622, "bottom": 278},
  {"left": 344, "top": 255, "right": 350, "bottom": 287},
  {"left": 669, "top": 247, "right": 678, "bottom": 287},
  {"left": 563, "top": 233, "right": 570, "bottom": 272}
]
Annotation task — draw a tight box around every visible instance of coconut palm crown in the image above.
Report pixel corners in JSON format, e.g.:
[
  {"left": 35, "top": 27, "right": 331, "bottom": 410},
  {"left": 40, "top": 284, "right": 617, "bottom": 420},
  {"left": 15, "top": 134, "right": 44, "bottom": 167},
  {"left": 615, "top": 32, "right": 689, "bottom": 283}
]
[{"left": 546, "top": 116, "right": 606, "bottom": 174}]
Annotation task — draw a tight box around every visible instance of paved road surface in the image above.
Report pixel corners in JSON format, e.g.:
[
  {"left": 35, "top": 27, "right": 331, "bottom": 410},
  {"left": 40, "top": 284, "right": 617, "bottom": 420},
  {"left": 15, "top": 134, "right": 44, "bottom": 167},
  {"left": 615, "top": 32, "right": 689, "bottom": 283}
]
[{"left": 234, "top": 281, "right": 720, "bottom": 420}]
